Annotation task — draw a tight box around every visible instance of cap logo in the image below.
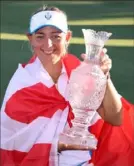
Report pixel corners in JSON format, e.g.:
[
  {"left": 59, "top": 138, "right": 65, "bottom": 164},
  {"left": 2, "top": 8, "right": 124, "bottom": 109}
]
[{"left": 44, "top": 12, "right": 52, "bottom": 20}]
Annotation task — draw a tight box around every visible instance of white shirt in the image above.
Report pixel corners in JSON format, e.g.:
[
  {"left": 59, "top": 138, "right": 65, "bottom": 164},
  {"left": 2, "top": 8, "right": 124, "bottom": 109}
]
[
  {"left": 26, "top": 57, "right": 68, "bottom": 98},
  {"left": 29, "top": 58, "right": 94, "bottom": 166}
]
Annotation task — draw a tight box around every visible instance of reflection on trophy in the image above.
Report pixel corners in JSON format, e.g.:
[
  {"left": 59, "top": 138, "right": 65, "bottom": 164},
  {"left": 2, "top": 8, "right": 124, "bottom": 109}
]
[{"left": 59, "top": 29, "right": 112, "bottom": 149}]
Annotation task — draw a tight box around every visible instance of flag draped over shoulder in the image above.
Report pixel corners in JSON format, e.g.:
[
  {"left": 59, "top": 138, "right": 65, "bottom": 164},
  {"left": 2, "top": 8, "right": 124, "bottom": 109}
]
[
  {"left": 1, "top": 53, "right": 134, "bottom": 166},
  {"left": 0, "top": 54, "right": 80, "bottom": 166},
  {"left": 90, "top": 98, "right": 134, "bottom": 166}
]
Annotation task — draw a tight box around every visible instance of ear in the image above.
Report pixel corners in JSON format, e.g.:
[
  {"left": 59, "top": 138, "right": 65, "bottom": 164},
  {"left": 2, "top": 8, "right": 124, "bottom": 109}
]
[{"left": 66, "top": 30, "right": 72, "bottom": 42}]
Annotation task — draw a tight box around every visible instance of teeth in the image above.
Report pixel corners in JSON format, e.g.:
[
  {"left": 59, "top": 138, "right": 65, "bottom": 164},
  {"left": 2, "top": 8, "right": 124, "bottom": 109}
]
[{"left": 45, "top": 51, "right": 53, "bottom": 54}]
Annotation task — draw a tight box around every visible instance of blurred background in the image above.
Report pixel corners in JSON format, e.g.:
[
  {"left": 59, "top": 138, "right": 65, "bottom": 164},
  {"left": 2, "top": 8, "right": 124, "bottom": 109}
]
[{"left": 0, "top": 0, "right": 134, "bottom": 104}]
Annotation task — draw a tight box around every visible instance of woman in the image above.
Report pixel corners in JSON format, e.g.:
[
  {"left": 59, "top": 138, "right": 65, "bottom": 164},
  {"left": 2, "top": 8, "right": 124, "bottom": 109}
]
[{"left": 1, "top": 5, "right": 134, "bottom": 166}]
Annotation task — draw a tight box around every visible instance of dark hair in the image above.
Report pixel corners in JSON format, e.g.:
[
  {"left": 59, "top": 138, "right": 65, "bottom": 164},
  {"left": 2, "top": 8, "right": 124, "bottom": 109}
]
[{"left": 32, "top": 5, "right": 67, "bottom": 19}]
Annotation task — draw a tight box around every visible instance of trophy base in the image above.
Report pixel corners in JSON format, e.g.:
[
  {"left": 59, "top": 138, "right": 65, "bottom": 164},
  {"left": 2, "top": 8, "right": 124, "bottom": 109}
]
[{"left": 59, "top": 131, "right": 97, "bottom": 150}]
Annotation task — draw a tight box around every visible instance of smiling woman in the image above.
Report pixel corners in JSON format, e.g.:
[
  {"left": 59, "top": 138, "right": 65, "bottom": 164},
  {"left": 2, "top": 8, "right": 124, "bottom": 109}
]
[
  {"left": 27, "top": 26, "right": 69, "bottom": 83},
  {"left": 1, "top": 4, "right": 134, "bottom": 166},
  {"left": 26, "top": 6, "right": 72, "bottom": 83}
]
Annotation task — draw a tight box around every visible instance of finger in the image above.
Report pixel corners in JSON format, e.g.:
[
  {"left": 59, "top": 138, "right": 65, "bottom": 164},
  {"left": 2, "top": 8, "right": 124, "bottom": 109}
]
[
  {"left": 100, "top": 48, "right": 107, "bottom": 57},
  {"left": 103, "top": 48, "right": 107, "bottom": 54},
  {"left": 58, "top": 142, "right": 96, "bottom": 151},
  {"left": 100, "top": 58, "right": 112, "bottom": 67},
  {"left": 104, "top": 54, "right": 109, "bottom": 59},
  {"left": 101, "top": 63, "right": 112, "bottom": 69},
  {"left": 100, "top": 54, "right": 110, "bottom": 62},
  {"left": 81, "top": 53, "right": 87, "bottom": 60},
  {"left": 101, "top": 58, "right": 111, "bottom": 65},
  {"left": 64, "top": 144, "right": 96, "bottom": 151},
  {"left": 100, "top": 63, "right": 112, "bottom": 73},
  {"left": 100, "top": 63, "right": 112, "bottom": 71}
]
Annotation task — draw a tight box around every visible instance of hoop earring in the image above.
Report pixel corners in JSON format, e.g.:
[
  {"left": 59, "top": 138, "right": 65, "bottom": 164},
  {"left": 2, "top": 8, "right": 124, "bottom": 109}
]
[
  {"left": 65, "top": 42, "right": 69, "bottom": 50},
  {"left": 30, "top": 45, "right": 35, "bottom": 53}
]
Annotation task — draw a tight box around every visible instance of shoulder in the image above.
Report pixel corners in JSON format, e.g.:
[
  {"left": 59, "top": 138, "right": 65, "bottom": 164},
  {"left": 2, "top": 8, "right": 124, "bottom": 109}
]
[
  {"left": 22, "top": 55, "right": 37, "bottom": 68},
  {"left": 63, "top": 53, "right": 81, "bottom": 77},
  {"left": 2, "top": 59, "right": 38, "bottom": 107},
  {"left": 65, "top": 53, "right": 81, "bottom": 61},
  {"left": 63, "top": 53, "right": 81, "bottom": 66}
]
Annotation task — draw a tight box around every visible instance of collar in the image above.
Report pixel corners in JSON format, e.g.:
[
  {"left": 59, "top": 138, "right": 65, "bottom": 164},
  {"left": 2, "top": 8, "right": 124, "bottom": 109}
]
[{"left": 35, "top": 57, "right": 67, "bottom": 75}]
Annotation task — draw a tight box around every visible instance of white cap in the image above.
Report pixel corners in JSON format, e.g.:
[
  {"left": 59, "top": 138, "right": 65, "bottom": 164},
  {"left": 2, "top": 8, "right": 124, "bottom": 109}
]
[{"left": 29, "top": 11, "right": 68, "bottom": 34}]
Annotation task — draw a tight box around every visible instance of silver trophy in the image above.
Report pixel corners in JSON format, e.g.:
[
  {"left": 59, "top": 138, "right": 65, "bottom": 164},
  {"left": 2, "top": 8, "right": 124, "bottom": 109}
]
[{"left": 59, "top": 29, "right": 112, "bottom": 149}]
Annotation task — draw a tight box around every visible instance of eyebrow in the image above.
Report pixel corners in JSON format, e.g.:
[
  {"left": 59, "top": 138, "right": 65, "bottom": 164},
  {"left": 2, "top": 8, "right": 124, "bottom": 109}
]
[
  {"left": 52, "top": 30, "right": 62, "bottom": 34},
  {"left": 35, "top": 32, "right": 44, "bottom": 35},
  {"left": 35, "top": 31, "right": 62, "bottom": 35}
]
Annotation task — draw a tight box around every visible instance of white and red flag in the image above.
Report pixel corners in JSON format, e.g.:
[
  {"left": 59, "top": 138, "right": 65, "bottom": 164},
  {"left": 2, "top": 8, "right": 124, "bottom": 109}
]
[{"left": 1, "top": 54, "right": 134, "bottom": 166}]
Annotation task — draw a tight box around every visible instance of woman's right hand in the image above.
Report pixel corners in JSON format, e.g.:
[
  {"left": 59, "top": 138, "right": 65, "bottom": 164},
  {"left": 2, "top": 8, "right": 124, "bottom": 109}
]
[
  {"left": 58, "top": 142, "right": 96, "bottom": 152},
  {"left": 58, "top": 133, "right": 98, "bottom": 152}
]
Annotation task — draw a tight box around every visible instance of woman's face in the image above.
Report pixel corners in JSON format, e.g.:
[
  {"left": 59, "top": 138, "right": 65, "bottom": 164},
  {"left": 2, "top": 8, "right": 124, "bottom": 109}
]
[{"left": 28, "top": 26, "right": 71, "bottom": 63}]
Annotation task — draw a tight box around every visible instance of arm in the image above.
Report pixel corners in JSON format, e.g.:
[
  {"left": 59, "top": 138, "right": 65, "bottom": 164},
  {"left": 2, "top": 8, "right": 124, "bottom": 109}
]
[
  {"left": 97, "top": 77, "right": 123, "bottom": 126},
  {"left": 97, "top": 50, "right": 123, "bottom": 126}
]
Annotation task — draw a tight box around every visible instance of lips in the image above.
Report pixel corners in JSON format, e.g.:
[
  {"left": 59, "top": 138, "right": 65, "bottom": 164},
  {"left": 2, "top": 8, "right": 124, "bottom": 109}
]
[
  {"left": 44, "top": 50, "right": 53, "bottom": 55},
  {"left": 40, "top": 47, "right": 57, "bottom": 55},
  {"left": 44, "top": 48, "right": 57, "bottom": 55}
]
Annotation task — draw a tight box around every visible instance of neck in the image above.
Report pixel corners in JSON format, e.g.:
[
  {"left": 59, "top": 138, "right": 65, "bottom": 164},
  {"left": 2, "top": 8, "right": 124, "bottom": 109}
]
[{"left": 38, "top": 55, "right": 63, "bottom": 83}]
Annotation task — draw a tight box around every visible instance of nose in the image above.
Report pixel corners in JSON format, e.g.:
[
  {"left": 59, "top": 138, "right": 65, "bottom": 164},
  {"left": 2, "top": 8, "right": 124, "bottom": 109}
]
[{"left": 44, "top": 37, "right": 53, "bottom": 48}]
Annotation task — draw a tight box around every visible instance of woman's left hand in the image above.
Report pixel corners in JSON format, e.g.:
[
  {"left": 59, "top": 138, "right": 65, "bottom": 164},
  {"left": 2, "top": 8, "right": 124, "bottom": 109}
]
[
  {"left": 81, "top": 48, "right": 112, "bottom": 75},
  {"left": 100, "top": 48, "right": 112, "bottom": 75}
]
